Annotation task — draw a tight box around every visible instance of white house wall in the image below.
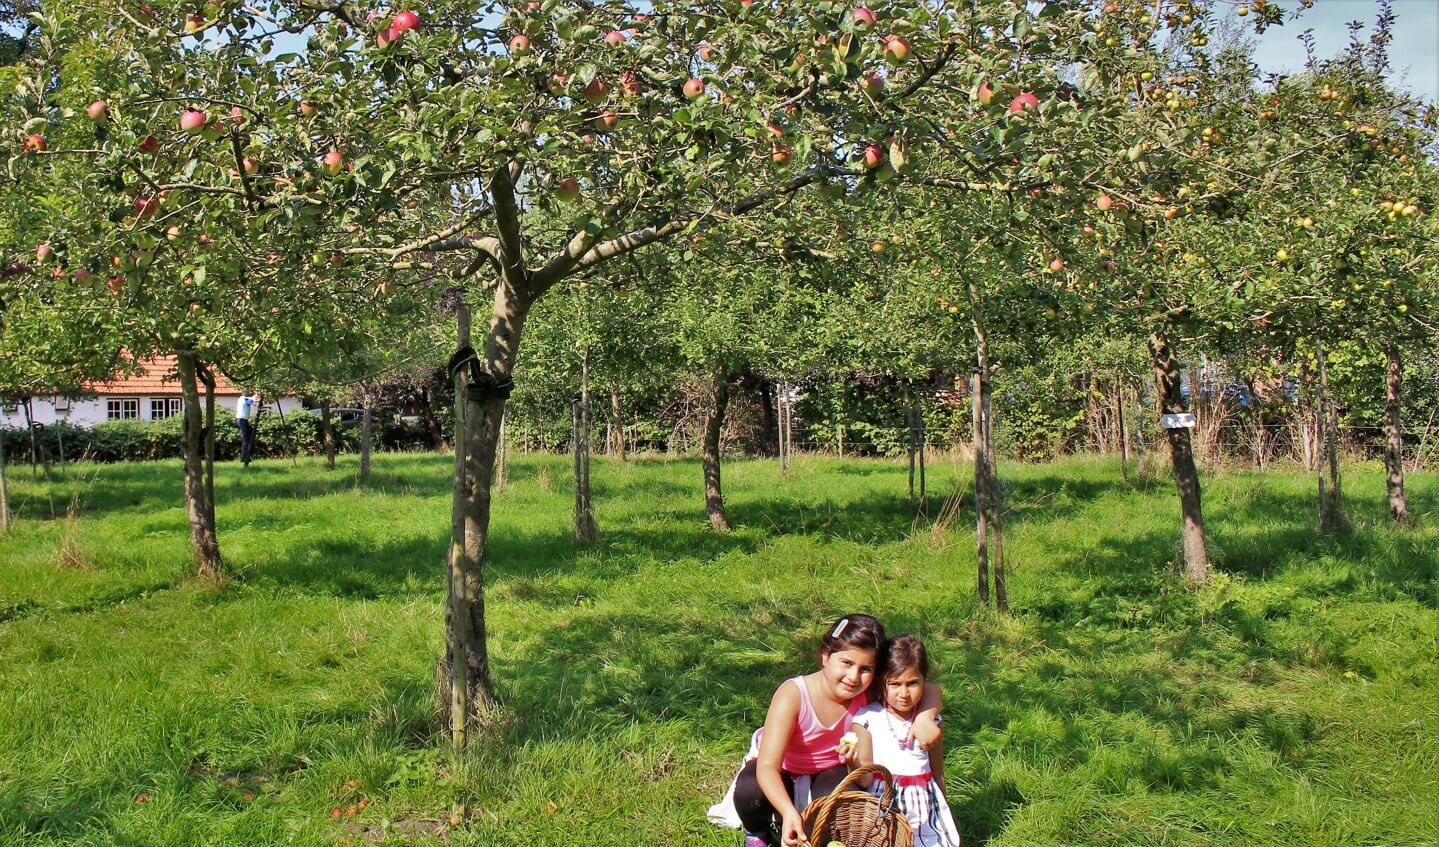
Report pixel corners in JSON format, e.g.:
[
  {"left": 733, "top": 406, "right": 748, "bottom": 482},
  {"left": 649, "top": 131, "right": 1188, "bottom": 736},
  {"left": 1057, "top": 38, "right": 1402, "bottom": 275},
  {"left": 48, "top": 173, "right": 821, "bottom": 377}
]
[{"left": 1, "top": 395, "right": 304, "bottom": 430}]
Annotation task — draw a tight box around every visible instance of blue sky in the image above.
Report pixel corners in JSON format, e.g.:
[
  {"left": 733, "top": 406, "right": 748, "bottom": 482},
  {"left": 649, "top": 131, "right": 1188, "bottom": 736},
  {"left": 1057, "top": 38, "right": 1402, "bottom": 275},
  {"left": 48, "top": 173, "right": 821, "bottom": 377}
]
[{"left": 1242, "top": 0, "right": 1439, "bottom": 104}]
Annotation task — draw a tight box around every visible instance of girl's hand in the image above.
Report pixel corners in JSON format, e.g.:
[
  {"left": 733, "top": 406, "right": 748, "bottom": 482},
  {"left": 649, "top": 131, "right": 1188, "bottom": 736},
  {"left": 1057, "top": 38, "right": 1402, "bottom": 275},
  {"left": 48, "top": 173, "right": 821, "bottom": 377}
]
[
  {"left": 907, "top": 714, "right": 941, "bottom": 749},
  {"left": 780, "top": 810, "right": 809, "bottom": 847},
  {"left": 836, "top": 731, "right": 860, "bottom": 765}
]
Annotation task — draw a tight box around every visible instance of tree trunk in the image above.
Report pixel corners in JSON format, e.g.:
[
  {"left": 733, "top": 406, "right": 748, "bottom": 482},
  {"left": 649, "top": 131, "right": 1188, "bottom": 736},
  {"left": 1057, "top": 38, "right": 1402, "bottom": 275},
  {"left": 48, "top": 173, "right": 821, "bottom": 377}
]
[
  {"left": 1314, "top": 342, "right": 1346, "bottom": 532},
  {"left": 572, "top": 353, "right": 599, "bottom": 543},
  {"left": 1149, "top": 332, "right": 1209, "bottom": 582},
  {"left": 22, "top": 397, "right": 45, "bottom": 478},
  {"left": 359, "top": 394, "right": 373, "bottom": 481},
  {"left": 777, "top": 380, "right": 793, "bottom": 476},
  {"left": 1382, "top": 343, "right": 1408, "bottom": 522},
  {"left": 906, "top": 384, "right": 917, "bottom": 504},
  {"left": 175, "top": 351, "right": 224, "bottom": 584},
  {"left": 609, "top": 385, "right": 626, "bottom": 461},
  {"left": 0, "top": 426, "right": 11, "bottom": 532},
  {"left": 703, "top": 368, "right": 731, "bottom": 532},
  {"left": 321, "top": 399, "right": 336, "bottom": 469},
  {"left": 202, "top": 370, "right": 216, "bottom": 517},
  {"left": 971, "top": 369, "right": 990, "bottom": 607},
  {"left": 440, "top": 278, "right": 527, "bottom": 746},
  {"left": 1117, "top": 372, "right": 1130, "bottom": 483}
]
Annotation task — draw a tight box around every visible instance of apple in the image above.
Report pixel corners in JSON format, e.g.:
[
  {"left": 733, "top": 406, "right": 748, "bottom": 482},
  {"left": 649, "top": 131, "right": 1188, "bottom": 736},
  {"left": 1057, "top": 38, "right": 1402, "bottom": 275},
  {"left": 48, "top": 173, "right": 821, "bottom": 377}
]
[
  {"left": 871, "top": 239, "right": 886, "bottom": 253},
  {"left": 771, "top": 144, "right": 792, "bottom": 164},
  {"left": 582, "top": 78, "right": 609, "bottom": 104},
  {"left": 555, "top": 177, "right": 581, "bottom": 202},
  {"left": 859, "top": 72, "right": 885, "bottom": 98},
  {"left": 134, "top": 196, "right": 160, "bottom": 218},
  {"left": 1095, "top": 194, "right": 1113, "bottom": 211},
  {"left": 86, "top": 100, "right": 109, "bottom": 122},
  {"left": 299, "top": 100, "right": 319, "bottom": 118},
  {"left": 165, "top": 226, "right": 181, "bottom": 241},
  {"left": 861, "top": 144, "right": 884, "bottom": 169},
  {"left": 1009, "top": 92, "right": 1039, "bottom": 113},
  {"left": 619, "top": 71, "right": 642, "bottom": 96},
  {"left": 241, "top": 156, "right": 258, "bottom": 174},
  {"left": 548, "top": 73, "right": 569, "bottom": 95},
  {"left": 35, "top": 243, "right": 53, "bottom": 262},
  {"left": 1048, "top": 258, "right": 1065, "bottom": 272},
  {"left": 139, "top": 135, "right": 160, "bottom": 154},
  {"left": 180, "top": 109, "right": 208, "bottom": 134},
  {"left": 852, "top": 6, "right": 876, "bottom": 29},
  {"left": 391, "top": 10, "right": 421, "bottom": 32},
  {"left": 604, "top": 30, "right": 626, "bottom": 46},
  {"left": 883, "top": 36, "right": 911, "bottom": 65},
  {"left": 978, "top": 81, "right": 995, "bottom": 105},
  {"left": 698, "top": 42, "right": 714, "bottom": 61},
  {"left": 184, "top": 13, "right": 205, "bottom": 34},
  {"left": 322, "top": 150, "right": 344, "bottom": 175},
  {"left": 22, "top": 133, "right": 46, "bottom": 152},
  {"left": 683, "top": 77, "right": 706, "bottom": 99},
  {"left": 592, "top": 109, "right": 619, "bottom": 132},
  {"left": 508, "top": 33, "right": 531, "bottom": 54},
  {"left": 376, "top": 281, "right": 394, "bottom": 295},
  {"left": 107, "top": 275, "right": 125, "bottom": 296},
  {"left": 376, "top": 26, "right": 401, "bottom": 48},
  {"left": 200, "top": 121, "right": 227, "bottom": 141},
  {"left": 229, "top": 105, "right": 246, "bottom": 125},
  {"left": 74, "top": 268, "right": 93, "bottom": 283}
]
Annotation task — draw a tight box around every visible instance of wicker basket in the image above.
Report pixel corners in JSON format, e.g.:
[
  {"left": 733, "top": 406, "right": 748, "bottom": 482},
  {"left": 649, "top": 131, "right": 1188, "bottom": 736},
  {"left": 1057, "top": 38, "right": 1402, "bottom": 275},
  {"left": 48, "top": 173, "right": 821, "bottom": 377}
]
[{"left": 801, "top": 765, "right": 914, "bottom": 847}]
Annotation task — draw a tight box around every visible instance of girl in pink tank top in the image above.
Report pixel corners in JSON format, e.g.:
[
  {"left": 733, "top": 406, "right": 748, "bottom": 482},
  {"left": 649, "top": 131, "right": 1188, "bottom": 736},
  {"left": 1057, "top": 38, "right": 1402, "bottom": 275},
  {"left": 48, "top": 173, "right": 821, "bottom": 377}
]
[{"left": 725, "top": 614, "right": 943, "bottom": 847}]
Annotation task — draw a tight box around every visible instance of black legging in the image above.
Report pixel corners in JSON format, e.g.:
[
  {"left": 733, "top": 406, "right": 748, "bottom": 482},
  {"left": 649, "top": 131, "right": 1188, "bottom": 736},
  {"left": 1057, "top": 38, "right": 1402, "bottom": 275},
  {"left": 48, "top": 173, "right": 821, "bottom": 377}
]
[{"left": 732, "top": 758, "right": 850, "bottom": 839}]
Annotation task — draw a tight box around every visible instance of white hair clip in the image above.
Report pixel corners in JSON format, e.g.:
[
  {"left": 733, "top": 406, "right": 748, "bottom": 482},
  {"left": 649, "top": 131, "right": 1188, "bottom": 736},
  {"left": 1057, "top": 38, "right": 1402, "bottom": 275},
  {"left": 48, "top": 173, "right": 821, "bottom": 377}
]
[{"left": 830, "top": 618, "right": 850, "bottom": 638}]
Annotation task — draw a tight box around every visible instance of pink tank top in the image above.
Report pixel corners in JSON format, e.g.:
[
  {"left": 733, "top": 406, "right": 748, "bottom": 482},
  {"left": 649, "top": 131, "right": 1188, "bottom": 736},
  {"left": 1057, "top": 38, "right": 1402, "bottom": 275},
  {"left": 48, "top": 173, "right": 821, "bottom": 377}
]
[{"left": 779, "top": 676, "right": 866, "bottom": 775}]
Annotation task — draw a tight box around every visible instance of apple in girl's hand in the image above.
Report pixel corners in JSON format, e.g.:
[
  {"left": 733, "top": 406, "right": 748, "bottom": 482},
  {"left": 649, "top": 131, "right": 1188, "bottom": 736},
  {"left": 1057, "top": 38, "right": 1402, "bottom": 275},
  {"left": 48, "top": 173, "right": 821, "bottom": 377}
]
[{"left": 837, "top": 731, "right": 858, "bottom": 754}]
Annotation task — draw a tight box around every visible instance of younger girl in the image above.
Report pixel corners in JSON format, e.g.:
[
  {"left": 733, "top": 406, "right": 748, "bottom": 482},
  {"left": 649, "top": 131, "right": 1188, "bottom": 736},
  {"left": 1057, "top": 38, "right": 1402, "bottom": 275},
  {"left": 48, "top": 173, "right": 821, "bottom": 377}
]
[
  {"left": 729, "top": 615, "right": 941, "bottom": 847},
  {"left": 852, "top": 634, "right": 962, "bottom": 847}
]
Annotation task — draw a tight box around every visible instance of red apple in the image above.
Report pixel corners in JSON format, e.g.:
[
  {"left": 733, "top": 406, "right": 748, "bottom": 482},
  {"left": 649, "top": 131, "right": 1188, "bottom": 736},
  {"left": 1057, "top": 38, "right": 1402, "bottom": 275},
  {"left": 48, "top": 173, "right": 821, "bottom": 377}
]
[
  {"left": 200, "top": 121, "right": 227, "bottom": 141},
  {"left": 604, "top": 30, "right": 627, "bottom": 46},
  {"left": 391, "top": 10, "right": 421, "bottom": 32},
  {"left": 35, "top": 243, "right": 53, "bottom": 262},
  {"left": 508, "top": 33, "right": 531, "bottom": 54},
  {"left": 299, "top": 100, "right": 319, "bottom": 118},
  {"left": 853, "top": 7, "right": 877, "bottom": 29},
  {"left": 22, "top": 133, "right": 46, "bottom": 152},
  {"left": 859, "top": 72, "right": 885, "bottom": 98},
  {"left": 107, "top": 275, "right": 125, "bottom": 296},
  {"left": 1048, "top": 258, "right": 1065, "bottom": 272},
  {"left": 86, "top": 100, "right": 109, "bottom": 122},
  {"left": 861, "top": 144, "right": 885, "bottom": 169},
  {"left": 883, "top": 36, "right": 911, "bottom": 65},
  {"left": 376, "top": 281, "right": 394, "bottom": 295},
  {"left": 1095, "top": 193, "right": 1114, "bottom": 211},
  {"left": 619, "top": 71, "right": 642, "bottom": 96},
  {"left": 180, "top": 109, "right": 208, "bottom": 134},
  {"left": 165, "top": 226, "right": 181, "bottom": 240},
  {"left": 241, "top": 156, "right": 258, "bottom": 174},
  {"left": 582, "top": 78, "right": 608, "bottom": 104},
  {"left": 592, "top": 109, "right": 619, "bottom": 132},
  {"left": 548, "top": 73, "right": 569, "bottom": 95},
  {"left": 1009, "top": 92, "right": 1039, "bottom": 113},
  {"left": 229, "top": 105, "right": 246, "bottom": 125},
  {"left": 184, "top": 13, "right": 205, "bottom": 34},
  {"left": 74, "top": 268, "right": 93, "bottom": 283},
  {"left": 139, "top": 135, "right": 160, "bottom": 154},
  {"left": 698, "top": 42, "right": 714, "bottom": 61},
  {"left": 321, "top": 150, "right": 344, "bottom": 175},
  {"left": 771, "top": 144, "right": 792, "bottom": 164},
  {"left": 376, "top": 26, "right": 401, "bottom": 48},
  {"left": 978, "top": 81, "right": 995, "bottom": 105},
  {"left": 683, "top": 77, "right": 706, "bottom": 99},
  {"left": 134, "top": 196, "right": 160, "bottom": 218},
  {"left": 555, "top": 177, "right": 581, "bottom": 203}
]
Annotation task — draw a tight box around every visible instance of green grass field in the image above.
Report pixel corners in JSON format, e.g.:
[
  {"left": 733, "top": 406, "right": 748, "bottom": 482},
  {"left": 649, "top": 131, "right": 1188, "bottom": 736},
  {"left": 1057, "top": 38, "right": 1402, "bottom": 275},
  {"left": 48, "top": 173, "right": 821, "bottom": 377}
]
[{"left": 1, "top": 452, "right": 1435, "bottom": 847}]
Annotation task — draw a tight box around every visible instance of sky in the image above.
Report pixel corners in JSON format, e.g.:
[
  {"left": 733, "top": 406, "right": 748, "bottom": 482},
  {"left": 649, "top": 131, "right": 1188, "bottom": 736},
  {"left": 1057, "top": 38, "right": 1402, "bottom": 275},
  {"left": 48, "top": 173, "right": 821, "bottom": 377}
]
[{"left": 1241, "top": 0, "right": 1439, "bottom": 104}]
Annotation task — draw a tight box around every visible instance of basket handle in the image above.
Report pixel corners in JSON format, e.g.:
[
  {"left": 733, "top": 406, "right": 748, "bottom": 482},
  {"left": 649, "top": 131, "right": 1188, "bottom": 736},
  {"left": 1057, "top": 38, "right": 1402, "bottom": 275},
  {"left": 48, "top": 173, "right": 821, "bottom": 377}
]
[{"left": 829, "top": 764, "right": 897, "bottom": 806}]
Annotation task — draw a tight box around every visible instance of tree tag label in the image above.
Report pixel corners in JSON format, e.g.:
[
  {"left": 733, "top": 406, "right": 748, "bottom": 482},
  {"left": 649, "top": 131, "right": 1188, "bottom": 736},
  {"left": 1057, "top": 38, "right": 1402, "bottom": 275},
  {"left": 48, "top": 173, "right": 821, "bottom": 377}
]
[{"left": 1161, "top": 413, "right": 1196, "bottom": 429}]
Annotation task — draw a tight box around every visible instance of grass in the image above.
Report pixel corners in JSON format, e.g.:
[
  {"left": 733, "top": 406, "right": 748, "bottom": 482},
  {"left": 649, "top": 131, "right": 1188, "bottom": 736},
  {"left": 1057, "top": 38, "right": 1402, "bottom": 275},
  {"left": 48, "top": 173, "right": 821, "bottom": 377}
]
[{"left": 0, "top": 451, "right": 1435, "bottom": 846}]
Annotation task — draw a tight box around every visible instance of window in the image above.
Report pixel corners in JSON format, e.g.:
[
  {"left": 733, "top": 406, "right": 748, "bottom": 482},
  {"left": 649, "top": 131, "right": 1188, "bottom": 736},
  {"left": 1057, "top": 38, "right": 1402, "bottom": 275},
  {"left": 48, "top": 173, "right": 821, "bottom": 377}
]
[
  {"left": 150, "top": 398, "right": 183, "bottom": 420},
  {"left": 106, "top": 399, "right": 139, "bottom": 420}
]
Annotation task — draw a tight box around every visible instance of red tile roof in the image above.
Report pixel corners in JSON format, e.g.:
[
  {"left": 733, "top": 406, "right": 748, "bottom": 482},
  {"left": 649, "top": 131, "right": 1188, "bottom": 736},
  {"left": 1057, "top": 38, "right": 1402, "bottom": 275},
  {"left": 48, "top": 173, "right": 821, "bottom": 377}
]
[{"left": 84, "top": 355, "right": 244, "bottom": 397}]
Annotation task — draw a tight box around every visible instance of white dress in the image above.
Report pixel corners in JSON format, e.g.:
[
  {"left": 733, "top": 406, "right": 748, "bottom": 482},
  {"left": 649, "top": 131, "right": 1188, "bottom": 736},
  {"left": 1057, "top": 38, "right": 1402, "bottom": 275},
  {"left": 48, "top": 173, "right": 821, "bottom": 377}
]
[{"left": 853, "top": 703, "right": 962, "bottom": 847}]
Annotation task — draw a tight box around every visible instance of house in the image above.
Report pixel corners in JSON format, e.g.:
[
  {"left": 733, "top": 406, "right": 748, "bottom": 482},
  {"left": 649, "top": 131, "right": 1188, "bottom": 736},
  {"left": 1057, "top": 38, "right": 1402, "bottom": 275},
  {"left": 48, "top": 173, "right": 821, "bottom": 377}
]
[{"left": 0, "top": 355, "right": 302, "bottom": 429}]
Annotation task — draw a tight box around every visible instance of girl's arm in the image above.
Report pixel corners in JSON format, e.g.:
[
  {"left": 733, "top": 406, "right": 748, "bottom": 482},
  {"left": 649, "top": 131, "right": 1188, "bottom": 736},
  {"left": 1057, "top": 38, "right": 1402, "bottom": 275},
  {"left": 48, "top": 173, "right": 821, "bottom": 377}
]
[
  {"left": 850, "top": 724, "right": 876, "bottom": 788},
  {"left": 927, "top": 728, "right": 945, "bottom": 789},
  {"left": 755, "top": 681, "right": 808, "bottom": 846},
  {"left": 907, "top": 681, "right": 943, "bottom": 749}
]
